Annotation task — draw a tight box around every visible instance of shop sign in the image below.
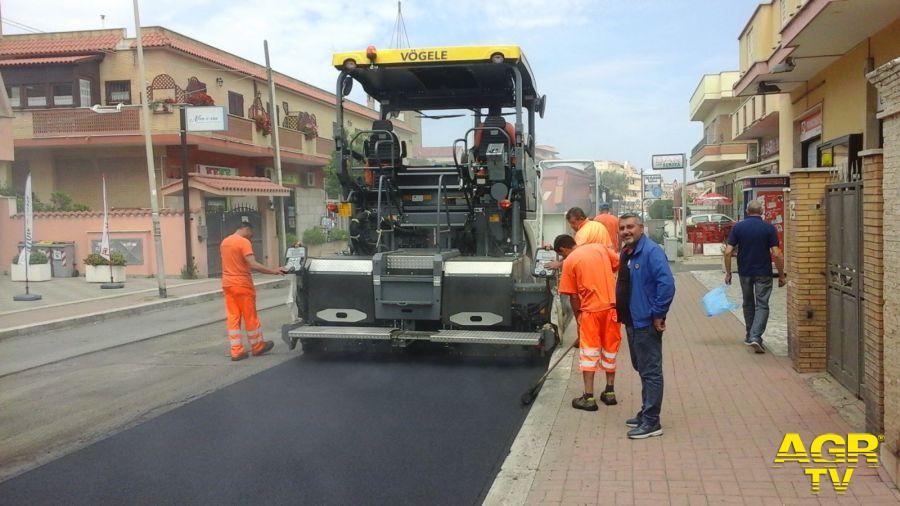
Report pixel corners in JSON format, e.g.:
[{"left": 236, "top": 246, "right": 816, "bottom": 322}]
[
  {"left": 651, "top": 153, "right": 686, "bottom": 170},
  {"left": 642, "top": 174, "right": 663, "bottom": 199},
  {"left": 760, "top": 137, "right": 779, "bottom": 159},
  {"left": 800, "top": 110, "right": 822, "bottom": 142},
  {"left": 185, "top": 106, "right": 228, "bottom": 132},
  {"left": 281, "top": 173, "right": 300, "bottom": 186},
  {"left": 742, "top": 176, "right": 789, "bottom": 189},
  {"left": 198, "top": 164, "right": 237, "bottom": 176}
]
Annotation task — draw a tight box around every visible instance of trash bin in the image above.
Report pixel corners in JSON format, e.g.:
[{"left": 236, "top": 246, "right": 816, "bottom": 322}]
[
  {"left": 49, "top": 242, "right": 76, "bottom": 277},
  {"left": 664, "top": 237, "right": 679, "bottom": 261}
]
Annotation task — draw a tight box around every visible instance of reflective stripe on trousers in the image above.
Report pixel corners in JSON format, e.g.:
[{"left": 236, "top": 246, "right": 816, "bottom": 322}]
[{"left": 224, "top": 285, "right": 264, "bottom": 357}]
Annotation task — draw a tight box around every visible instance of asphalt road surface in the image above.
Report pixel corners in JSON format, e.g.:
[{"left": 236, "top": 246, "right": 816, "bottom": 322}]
[{"left": 0, "top": 345, "right": 548, "bottom": 505}]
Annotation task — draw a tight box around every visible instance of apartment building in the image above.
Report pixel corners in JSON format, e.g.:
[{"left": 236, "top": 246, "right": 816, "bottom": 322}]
[
  {"left": 0, "top": 27, "right": 422, "bottom": 276},
  {"left": 716, "top": 0, "right": 900, "bottom": 486}
]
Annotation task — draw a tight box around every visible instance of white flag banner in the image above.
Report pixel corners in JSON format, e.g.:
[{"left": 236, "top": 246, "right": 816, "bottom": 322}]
[
  {"left": 100, "top": 174, "right": 111, "bottom": 260},
  {"left": 17, "top": 173, "right": 33, "bottom": 267}
]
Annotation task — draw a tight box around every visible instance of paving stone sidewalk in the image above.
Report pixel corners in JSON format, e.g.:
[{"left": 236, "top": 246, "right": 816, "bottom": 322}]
[{"left": 522, "top": 273, "right": 899, "bottom": 505}]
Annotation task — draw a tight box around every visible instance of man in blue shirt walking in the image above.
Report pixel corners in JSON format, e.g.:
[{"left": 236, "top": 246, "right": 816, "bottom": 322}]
[
  {"left": 615, "top": 213, "right": 675, "bottom": 439},
  {"left": 724, "top": 200, "right": 786, "bottom": 353}
]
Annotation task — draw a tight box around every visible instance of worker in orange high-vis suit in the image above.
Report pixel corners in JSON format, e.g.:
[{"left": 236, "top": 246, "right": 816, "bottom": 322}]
[
  {"left": 220, "top": 222, "right": 285, "bottom": 361},
  {"left": 544, "top": 207, "right": 612, "bottom": 271},
  {"left": 555, "top": 233, "right": 621, "bottom": 411}
]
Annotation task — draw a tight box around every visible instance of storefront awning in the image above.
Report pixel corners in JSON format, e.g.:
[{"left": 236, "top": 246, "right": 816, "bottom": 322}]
[{"left": 160, "top": 174, "right": 291, "bottom": 197}]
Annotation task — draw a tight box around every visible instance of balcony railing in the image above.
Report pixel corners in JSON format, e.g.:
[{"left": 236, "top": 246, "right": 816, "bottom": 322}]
[
  {"left": 316, "top": 136, "right": 335, "bottom": 156},
  {"left": 731, "top": 94, "right": 778, "bottom": 140},
  {"left": 690, "top": 141, "right": 749, "bottom": 164},
  {"left": 30, "top": 108, "right": 141, "bottom": 137},
  {"left": 211, "top": 115, "right": 253, "bottom": 143}
]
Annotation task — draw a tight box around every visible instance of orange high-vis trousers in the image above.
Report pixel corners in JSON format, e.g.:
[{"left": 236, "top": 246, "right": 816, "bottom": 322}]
[{"left": 224, "top": 285, "right": 265, "bottom": 358}]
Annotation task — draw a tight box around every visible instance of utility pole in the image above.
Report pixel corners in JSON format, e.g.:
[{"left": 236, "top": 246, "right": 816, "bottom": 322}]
[
  {"left": 179, "top": 106, "right": 193, "bottom": 274},
  {"left": 264, "top": 40, "right": 287, "bottom": 264},
  {"left": 133, "top": 0, "right": 167, "bottom": 298},
  {"left": 681, "top": 164, "right": 688, "bottom": 258}
]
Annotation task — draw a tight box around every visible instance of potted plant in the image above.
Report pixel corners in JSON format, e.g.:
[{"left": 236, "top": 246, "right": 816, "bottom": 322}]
[
  {"left": 83, "top": 251, "right": 127, "bottom": 283},
  {"left": 10, "top": 250, "right": 52, "bottom": 282},
  {"left": 254, "top": 113, "right": 272, "bottom": 136},
  {"left": 150, "top": 98, "right": 177, "bottom": 113},
  {"left": 186, "top": 92, "right": 215, "bottom": 106}
]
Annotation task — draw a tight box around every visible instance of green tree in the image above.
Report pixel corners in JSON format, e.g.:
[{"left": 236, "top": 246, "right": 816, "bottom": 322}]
[
  {"left": 323, "top": 127, "right": 365, "bottom": 199},
  {"left": 596, "top": 171, "right": 629, "bottom": 201},
  {"left": 649, "top": 199, "right": 674, "bottom": 219}
]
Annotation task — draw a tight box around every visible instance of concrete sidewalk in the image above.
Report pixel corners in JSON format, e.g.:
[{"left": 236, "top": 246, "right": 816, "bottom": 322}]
[
  {"left": 490, "top": 273, "right": 900, "bottom": 505},
  {"left": 0, "top": 275, "right": 284, "bottom": 338}
]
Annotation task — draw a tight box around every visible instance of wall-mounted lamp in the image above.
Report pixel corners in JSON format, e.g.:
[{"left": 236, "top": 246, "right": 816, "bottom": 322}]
[{"left": 216, "top": 77, "right": 224, "bottom": 87}]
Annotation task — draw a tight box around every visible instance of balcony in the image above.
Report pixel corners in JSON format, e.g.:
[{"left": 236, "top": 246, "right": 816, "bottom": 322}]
[
  {"left": 691, "top": 139, "right": 749, "bottom": 175},
  {"left": 14, "top": 108, "right": 142, "bottom": 138},
  {"left": 689, "top": 72, "right": 741, "bottom": 122},
  {"left": 731, "top": 94, "right": 780, "bottom": 141}
]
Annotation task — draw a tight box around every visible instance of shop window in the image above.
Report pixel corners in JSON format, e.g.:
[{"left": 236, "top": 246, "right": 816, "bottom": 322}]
[
  {"left": 51, "top": 83, "right": 74, "bottom": 107},
  {"left": 228, "top": 91, "right": 244, "bottom": 117},
  {"left": 801, "top": 137, "right": 820, "bottom": 168},
  {"left": 106, "top": 80, "right": 132, "bottom": 105},
  {"left": 817, "top": 134, "right": 862, "bottom": 180},
  {"left": 6, "top": 86, "right": 20, "bottom": 108},
  {"left": 24, "top": 84, "right": 47, "bottom": 107}
]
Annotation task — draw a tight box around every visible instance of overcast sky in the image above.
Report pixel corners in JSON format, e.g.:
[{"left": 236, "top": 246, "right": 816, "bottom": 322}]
[{"left": 2, "top": 0, "right": 761, "bottom": 180}]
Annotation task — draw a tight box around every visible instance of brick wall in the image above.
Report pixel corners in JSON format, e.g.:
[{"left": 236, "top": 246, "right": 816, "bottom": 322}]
[
  {"left": 786, "top": 169, "right": 830, "bottom": 372},
  {"left": 860, "top": 152, "right": 884, "bottom": 435},
  {"left": 868, "top": 57, "right": 900, "bottom": 486}
]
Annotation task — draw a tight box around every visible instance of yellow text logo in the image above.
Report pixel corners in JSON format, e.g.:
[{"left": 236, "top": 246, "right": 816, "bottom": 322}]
[{"left": 773, "top": 433, "right": 882, "bottom": 494}]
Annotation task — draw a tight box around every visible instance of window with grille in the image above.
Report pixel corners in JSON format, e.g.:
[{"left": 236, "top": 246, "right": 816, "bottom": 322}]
[
  {"left": 106, "top": 80, "right": 131, "bottom": 104},
  {"left": 228, "top": 91, "right": 244, "bottom": 117},
  {"left": 306, "top": 172, "right": 315, "bottom": 187}
]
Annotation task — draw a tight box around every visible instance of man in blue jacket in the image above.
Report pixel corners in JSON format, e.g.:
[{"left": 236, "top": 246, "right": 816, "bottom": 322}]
[{"left": 615, "top": 213, "right": 676, "bottom": 439}]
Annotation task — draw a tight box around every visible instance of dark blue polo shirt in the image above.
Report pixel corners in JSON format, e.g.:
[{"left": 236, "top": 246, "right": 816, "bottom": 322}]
[{"left": 726, "top": 215, "right": 778, "bottom": 277}]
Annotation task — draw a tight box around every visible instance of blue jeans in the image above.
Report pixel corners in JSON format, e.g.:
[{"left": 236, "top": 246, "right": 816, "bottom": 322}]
[
  {"left": 626, "top": 325, "right": 663, "bottom": 427},
  {"left": 739, "top": 275, "right": 773, "bottom": 343}
]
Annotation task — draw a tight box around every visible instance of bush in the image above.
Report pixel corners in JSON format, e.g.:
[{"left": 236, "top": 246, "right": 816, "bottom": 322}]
[
  {"left": 286, "top": 232, "right": 299, "bottom": 247},
  {"left": 83, "top": 251, "right": 126, "bottom": 266},
  {"left": 330, "top": 229, "right": 349, "bottom": 241},
  {"left": 13, "top": 250, "right": 49, "bottom": 265},
  {"left": 181, "top": 261, "right": 199, "bottom": 279},
  {"left": 302, "top": 227, "right": 327, "bottom": 246},
  {"left": 649, "top": 199, "right": 674, "bottom": 220}
]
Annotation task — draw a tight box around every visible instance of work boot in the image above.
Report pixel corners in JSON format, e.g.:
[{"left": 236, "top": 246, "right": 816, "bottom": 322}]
[
  {"left": 252, "top": 340, "right": 275, "bottom": 357},
  {"left": 627, "top": 423, "right": 663, "bottom": 439},
  {"left": 572, "top": 393, "right": 598, "bottom": 412},
  {"left": 231, "top": 352, "right": 249, "bottom": 362},
  {"left": 599, "top": 388, "right": 617, "bottom": 406}
]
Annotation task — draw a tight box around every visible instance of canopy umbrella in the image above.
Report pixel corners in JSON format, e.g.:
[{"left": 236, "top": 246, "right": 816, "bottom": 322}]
[{"left": 693, "top": 192, "right": 733, "bottom": 206}]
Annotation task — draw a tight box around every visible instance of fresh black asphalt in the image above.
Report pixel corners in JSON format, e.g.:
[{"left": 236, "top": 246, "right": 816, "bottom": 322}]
[{"left": 0, "top": 347, "right": 548, "bottom": 505}]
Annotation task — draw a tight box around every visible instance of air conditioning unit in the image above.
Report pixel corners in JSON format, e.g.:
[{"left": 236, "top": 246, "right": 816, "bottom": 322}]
[{"left": 746, "top": 141, "right": 760, "bottom": 164}]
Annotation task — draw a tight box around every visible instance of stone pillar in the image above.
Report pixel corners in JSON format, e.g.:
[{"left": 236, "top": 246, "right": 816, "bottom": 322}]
[
  {"left": 786, "top": 169, "right": 830, "bottom": 372},
  {"left": 0, "top": 161, "right": 12, "bottom": 188},
  {"left": 860, "top": 150, "right": 884, "bottom": 435},
  {"left": 868, "top": 56, "right": 900, "bottom": 487}
]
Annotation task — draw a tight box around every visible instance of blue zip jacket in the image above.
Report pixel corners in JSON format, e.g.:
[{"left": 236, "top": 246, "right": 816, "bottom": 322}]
[{"left": 621, "top": 234, "right": 676, "bottom": 329}]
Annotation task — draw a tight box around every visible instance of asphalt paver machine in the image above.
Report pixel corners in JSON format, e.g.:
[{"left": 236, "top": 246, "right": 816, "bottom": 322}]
[{"left": 284, "top": 45, "right": 558, "bottom": 353}]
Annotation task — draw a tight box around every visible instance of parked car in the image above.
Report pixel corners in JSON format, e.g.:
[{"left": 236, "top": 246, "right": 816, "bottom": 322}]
[{"left": 686, "top": 213, "right": 735, "bottom": 226}]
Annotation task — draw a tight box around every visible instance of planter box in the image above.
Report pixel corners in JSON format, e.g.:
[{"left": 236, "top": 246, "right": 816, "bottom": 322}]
[
  {"left": 10, "top": 263, "right": 52, "bottom": 282},
  {"left": 85, "top": 265, "right": 126, "bottom": 283}
]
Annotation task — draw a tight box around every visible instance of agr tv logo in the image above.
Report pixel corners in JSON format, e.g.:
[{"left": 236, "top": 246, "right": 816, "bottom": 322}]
[{"left": 774, "top": 433, "right": 883, "bottom": 494}]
